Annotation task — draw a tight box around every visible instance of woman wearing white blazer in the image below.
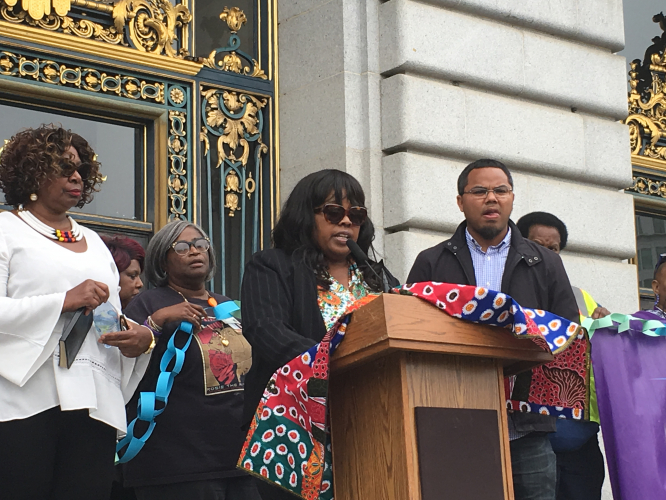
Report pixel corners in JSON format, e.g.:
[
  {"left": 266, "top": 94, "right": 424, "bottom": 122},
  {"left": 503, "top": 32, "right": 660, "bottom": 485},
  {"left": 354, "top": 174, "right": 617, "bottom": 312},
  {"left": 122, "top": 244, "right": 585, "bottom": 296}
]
[{"left": 0, "top": 125, "right": 153, "bottom": 500}]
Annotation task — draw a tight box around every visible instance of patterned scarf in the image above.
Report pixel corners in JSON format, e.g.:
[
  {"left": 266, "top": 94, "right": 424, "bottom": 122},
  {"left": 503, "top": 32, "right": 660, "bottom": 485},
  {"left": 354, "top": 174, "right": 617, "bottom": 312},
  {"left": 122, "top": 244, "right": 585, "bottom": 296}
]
[
  {"left": 238, "top": 294, "right": 379, "bottom": 499},
  {"left": 238, "top": 282, "right": 587, "bottom": 499},
  {"left": 398, "top": 282, "right": 589, "bottom": 420}
]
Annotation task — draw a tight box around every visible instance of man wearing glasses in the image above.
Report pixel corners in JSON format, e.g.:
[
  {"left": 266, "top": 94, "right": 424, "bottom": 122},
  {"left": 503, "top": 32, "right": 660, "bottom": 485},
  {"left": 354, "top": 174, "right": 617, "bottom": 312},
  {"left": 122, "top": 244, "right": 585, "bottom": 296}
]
[{"left": 407, "top": 159, "right": 579, "bottom": 500}]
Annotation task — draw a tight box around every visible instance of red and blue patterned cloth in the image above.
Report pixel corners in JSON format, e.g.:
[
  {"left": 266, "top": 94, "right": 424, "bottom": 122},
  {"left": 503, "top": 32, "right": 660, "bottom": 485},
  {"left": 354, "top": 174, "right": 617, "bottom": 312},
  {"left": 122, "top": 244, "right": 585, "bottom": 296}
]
[
  {"left": 238, "top": 282, "right": 587, "bottom": 499},
  {"left": 397, "top": 282, "right": 589, "bottom": 420}
]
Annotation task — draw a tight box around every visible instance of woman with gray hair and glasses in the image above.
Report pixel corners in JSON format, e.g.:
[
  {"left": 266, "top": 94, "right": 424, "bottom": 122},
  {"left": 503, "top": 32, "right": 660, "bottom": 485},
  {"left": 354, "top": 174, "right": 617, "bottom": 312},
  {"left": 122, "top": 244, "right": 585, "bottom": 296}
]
[{"left": 119, "top": 220, "right": 259, "bottom": 500}]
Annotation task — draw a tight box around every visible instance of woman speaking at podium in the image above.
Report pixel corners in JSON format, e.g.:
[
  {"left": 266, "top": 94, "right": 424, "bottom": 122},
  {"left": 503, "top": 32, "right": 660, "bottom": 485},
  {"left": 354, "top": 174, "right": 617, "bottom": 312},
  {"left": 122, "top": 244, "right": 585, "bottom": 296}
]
[{"left": 240, "top": 169, "right": 389, "bottom": 499}]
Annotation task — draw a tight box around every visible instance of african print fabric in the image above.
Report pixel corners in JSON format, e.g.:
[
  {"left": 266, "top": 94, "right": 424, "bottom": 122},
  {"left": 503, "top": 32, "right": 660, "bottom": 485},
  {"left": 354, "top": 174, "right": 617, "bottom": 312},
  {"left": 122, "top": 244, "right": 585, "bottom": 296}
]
[
  {"left": 239, "top": 282, "right": 588, "bottom": 499},
  {"left": 238, "top": 294, "right": 379, "bottom": 500},
  {"left": 396, "top": 282, "right": 589, "bottom": 420}
]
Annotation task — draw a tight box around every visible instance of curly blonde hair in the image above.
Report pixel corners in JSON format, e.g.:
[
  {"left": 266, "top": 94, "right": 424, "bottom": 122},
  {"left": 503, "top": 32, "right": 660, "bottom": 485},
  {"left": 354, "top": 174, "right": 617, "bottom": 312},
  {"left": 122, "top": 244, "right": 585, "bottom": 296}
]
[{"left": 0, "top": 124, "right": 103, "bottom": 208}]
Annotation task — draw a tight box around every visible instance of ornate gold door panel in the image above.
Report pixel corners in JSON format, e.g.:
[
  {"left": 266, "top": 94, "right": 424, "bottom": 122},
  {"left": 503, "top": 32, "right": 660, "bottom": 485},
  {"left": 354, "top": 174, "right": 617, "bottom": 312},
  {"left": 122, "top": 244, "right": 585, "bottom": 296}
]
[
  {"left": 0, "top": 0, "right": 278, "bottom": 298},
  {"left": 625, "top": 14, "right": 666, "bottom": 308}
]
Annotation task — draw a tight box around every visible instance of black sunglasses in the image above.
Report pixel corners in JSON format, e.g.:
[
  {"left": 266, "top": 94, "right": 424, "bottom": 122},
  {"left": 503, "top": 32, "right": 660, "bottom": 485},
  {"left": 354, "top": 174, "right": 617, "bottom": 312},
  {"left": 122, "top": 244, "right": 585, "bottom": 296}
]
[
  {"left": 61, "top": 162, "right": 92, "bottom": 181},
  {"left": 314, "top": 203, "right": 368, "bottom": 226},
  {"left": 171, "top": 237, "right": 210, "bottom": 256}
]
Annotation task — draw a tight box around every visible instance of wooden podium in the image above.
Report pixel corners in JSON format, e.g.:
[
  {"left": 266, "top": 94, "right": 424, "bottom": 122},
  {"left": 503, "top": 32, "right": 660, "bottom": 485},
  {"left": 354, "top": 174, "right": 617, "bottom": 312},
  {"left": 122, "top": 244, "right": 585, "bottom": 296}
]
[{"left": 329, "top": 294, "right": 552, "bottom": 500}]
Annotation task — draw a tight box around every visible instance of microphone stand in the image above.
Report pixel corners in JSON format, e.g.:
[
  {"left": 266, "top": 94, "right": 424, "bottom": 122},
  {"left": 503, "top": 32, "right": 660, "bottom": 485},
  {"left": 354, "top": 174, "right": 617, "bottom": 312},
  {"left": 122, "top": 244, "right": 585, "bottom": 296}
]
[{"left": 346, "top": 240, "right": 390, "bottom": 293}]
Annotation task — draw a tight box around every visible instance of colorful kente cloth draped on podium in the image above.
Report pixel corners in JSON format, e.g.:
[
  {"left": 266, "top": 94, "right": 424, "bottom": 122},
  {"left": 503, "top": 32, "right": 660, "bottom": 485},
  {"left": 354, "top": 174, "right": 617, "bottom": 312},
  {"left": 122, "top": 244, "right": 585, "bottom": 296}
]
[
  {"left": 238, "top": 294, "right": 380, "bottom": 499},
  {"left": 238, "top": 282, "right": 587, "bottom": 500},
  {"left": 398, "top": 282, "right": 590, "bottom": 420}
]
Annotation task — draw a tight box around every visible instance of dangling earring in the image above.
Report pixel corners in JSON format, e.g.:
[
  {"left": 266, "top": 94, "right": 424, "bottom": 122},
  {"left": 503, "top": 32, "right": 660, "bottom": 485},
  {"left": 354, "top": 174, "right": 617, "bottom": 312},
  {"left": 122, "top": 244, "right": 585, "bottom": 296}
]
[{"left": 29, "top": 193, "right": 37, "bottom": 201}]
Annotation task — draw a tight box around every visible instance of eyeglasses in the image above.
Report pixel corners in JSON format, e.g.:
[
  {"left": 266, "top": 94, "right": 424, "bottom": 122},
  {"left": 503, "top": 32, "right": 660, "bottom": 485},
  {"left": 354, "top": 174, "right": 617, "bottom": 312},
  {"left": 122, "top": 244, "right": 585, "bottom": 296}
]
[
  {"left": 462, "top": 185, "right": 513, "bottom": 199},
  {"left": 171, "top": 237, "right": 210, "bottom": 256},
  {"left": 60, "top": 162, "right": 92, "bottom": 181},
  {"left": 314, "top": 204, "right": 368, "bottom": 226}
]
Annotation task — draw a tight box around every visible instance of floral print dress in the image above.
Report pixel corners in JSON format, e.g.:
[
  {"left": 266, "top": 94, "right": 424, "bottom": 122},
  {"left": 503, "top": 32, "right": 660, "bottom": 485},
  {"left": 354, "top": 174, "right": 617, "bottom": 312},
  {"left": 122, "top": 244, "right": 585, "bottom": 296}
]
[{"left": 317, "top": 263, "right": 368, "bottom": 331}]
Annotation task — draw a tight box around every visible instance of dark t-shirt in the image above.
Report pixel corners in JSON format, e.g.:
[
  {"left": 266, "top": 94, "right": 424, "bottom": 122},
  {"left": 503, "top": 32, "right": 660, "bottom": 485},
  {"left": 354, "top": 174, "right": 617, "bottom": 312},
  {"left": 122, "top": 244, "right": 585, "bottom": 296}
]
[{"left": 121, "top": 286, "right": 251, "bottom": 487}]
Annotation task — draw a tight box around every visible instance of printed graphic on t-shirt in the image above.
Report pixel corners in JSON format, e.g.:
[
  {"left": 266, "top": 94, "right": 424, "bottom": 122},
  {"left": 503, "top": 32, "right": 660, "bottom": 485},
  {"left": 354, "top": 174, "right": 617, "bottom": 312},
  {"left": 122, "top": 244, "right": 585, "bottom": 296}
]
[{"left": 195, "top": 316, "right": 252, "bottom": 396}]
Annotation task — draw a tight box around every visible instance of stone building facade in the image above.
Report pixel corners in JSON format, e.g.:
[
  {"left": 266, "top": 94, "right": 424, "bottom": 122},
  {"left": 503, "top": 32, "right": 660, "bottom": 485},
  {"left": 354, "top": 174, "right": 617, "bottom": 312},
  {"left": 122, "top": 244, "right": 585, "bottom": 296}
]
[{"left": 278, "top": 0, "right": 638, "bottom": 316}]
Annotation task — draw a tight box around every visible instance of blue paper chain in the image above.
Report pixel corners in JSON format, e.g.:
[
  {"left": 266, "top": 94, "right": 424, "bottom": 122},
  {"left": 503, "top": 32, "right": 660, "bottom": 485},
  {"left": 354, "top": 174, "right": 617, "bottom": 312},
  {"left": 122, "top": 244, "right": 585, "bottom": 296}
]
[
  {"left": 116, "top": 301, "right": 240, "bottom": 463},
  {"left": 582, "top": 313, "right": 666, "bottom": 339}
]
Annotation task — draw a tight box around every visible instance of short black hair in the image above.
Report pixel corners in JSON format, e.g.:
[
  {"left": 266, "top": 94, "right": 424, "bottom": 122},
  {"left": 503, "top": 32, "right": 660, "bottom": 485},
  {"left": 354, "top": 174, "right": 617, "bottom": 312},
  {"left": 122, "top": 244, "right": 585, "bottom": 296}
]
[
  {"left": 654, "top": 254, "right": 666, "bottom": 280},
  {"left": 457, "top": 159, "right": 514, "bottom": 195},
  {"left": 516, "top": 211, "right": 569, "bottom": 250}
]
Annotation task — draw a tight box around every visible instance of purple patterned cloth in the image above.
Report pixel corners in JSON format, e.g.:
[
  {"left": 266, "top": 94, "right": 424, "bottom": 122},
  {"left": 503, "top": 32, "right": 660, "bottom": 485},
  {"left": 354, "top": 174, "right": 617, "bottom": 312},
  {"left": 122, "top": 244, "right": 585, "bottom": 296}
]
[{"left": 591, "top": 308, "right": 666, "bottom": 499}]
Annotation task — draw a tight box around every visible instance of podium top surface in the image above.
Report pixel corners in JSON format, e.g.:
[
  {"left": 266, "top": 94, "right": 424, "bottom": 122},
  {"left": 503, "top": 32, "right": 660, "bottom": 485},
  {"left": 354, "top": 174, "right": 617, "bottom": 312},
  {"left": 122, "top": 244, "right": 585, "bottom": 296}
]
[{"left": 331, "top": 294, "right": 553, "bottom": 374}]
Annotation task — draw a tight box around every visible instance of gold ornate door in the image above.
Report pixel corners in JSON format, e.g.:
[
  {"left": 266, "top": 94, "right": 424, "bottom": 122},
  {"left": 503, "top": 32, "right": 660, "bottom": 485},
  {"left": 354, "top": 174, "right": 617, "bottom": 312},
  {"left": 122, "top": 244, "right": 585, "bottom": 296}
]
[{"left": 0, "top": 0, "right": 279, "bottom": 298}]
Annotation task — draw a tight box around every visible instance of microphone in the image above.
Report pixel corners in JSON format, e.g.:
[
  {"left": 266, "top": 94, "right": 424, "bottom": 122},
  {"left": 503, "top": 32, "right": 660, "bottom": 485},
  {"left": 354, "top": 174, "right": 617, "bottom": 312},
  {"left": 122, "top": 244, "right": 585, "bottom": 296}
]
[{"left": 346, "top": 239, "right": 389, "bottom": 293}]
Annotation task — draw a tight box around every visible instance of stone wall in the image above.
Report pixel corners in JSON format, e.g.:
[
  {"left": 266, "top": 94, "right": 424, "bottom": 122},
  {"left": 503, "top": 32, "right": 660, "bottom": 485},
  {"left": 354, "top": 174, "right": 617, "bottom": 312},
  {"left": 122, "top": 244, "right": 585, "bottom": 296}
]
[
  {"left": 278, "top": 0, "right": 637, "bottom": 317},
  {"left": 278, "top": 2, "right": 634, "bottom": 497}
]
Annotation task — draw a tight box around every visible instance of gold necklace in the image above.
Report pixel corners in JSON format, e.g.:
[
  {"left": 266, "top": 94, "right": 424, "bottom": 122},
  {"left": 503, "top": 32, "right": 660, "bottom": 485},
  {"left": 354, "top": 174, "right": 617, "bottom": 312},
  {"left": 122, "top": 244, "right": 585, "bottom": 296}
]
[{"left": 168, "top": 286, "right": 218, "bottom": 307}]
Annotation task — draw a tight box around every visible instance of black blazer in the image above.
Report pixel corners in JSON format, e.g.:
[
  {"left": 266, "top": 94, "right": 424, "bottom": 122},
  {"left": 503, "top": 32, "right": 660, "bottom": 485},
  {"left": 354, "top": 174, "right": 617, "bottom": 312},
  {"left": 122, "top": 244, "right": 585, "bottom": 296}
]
[
  {"left": 240, "top": 248, "right": 398, "bottom": 425},
  {"left": 407, "top": 220, "right": 579, "bottom": 434},
  {"left": 240, "top": 248, "right": 327, "bottom": 425}
]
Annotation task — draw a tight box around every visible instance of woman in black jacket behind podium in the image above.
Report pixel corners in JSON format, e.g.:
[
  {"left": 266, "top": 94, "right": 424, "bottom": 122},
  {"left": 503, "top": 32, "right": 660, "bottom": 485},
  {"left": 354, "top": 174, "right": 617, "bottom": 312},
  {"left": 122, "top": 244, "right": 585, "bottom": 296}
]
[{"left": 241, "top": 169, "right": 391, "bottom": 499}]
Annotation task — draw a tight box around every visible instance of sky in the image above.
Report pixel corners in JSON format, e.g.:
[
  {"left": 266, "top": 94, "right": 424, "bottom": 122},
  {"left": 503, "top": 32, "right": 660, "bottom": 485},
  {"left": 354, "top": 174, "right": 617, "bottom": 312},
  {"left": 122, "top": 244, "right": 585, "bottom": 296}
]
[{"left": 617, "top": 0, "right": 666, "bottom": 71}]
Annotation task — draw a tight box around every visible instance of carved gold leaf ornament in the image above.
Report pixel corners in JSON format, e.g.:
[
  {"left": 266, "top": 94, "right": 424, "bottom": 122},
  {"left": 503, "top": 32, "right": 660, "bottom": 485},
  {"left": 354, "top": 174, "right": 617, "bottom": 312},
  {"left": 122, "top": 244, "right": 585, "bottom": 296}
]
[
  {"left": 10, "top": 0, "right": 71, "bottom": 20},
  {"left": 168, "top": 110, "right": 188, "bottom": 221},
  {"left": 203, "top": 89, "right": 267, "bottom": 169},
  {"left": 125, "top": 80, "right": 138, "bottom": 94},
  {"left": 224, "top": 170, "right": 242, "bottom": 216},
  {"left": 628, "top": 26, "right": 666, "bottom": 176},
  {"left": 219, "top": 6, "right": 246, "bottom": 33},
  {"left": 225, "top": 169, "right": 241, "bottom": 192},
  {"left": 222, "top": 91, "right": 243, "bottom": 112},
  {"left": 113, "top": 0, "right": 191, "bottom": 57},
  {"left": 626, "top": 33, "right": 666, "bottom": 164},
  {"left": 220, "top": 52, "right": 242, "bottom": 73},
  {"left": 42, "top": 64, "right": 57, "bottom": 79},
  {"left": 169, "top": 86, "right": 184, "bottom": 104},
  {"left": 170, "top": 136, "right": 183, "bottom": 153},
  {"left": 202, "top": 87, "right": 269, "bottom": 219},
  {"left": 85, "top": 73, "right": 98, "bottom": 86},
  {"left": 225, "top": 191, "right": 239, "bottom": 216},
  {"left": 0, "top": 50, "right": 165, "bottom": 102},
  {"left": 52, "top": 0, "right": 70, "bottom": 16},
  {"left": 628, "top": 176, "right": 666, "bottom": 198},
  {"left": 200, "top": 126, "right": 210, "bottom": 157},
  {"left": 244, "top": 64, "right": 267, "bottom": 79},
  {"left": 1, "top": 2, "right": 123, "bottom": 44},
  {"left": 199, "top": 6, "right": 267, "bottom": 79},
  {"left": 1, "top": 0, "right": 192, "bottom": 57},
  {"left": 219, "top": 95, "right": 260, "bottom": 167},
  {"left": 0, "top": 55, "right": 11, "bottom": 71}
]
